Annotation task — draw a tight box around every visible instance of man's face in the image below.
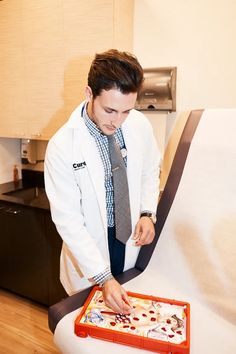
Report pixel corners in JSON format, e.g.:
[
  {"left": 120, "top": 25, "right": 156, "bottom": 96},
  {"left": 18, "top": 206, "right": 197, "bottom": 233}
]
[{"left": 86, "top": 87, "right": 137, "bottom": 135}]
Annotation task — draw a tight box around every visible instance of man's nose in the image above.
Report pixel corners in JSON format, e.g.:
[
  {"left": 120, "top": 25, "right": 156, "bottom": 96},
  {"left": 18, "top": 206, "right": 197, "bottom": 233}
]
[{"left": 114, "top": 112, "right": 123, "bottom": 121}]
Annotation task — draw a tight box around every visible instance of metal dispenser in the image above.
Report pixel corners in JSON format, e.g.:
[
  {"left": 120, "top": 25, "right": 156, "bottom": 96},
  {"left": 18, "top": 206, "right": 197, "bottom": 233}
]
[
  {"left": 21, "top": 139, "right": 37, "bottom": 164},
  {"left": 135, "top": 67, "right": 177, "bottom": 112}
]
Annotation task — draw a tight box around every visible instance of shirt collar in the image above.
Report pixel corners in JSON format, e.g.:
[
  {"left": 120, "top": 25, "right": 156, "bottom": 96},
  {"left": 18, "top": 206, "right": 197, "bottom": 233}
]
[{"left": 82, "top": 102, "right": 103, "bottom": 139}]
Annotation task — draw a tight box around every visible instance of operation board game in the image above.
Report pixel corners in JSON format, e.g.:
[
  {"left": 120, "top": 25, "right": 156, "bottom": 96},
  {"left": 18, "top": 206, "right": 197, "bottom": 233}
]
[{"left": 74, "top": 287, "right": 190, "bottom": 353}]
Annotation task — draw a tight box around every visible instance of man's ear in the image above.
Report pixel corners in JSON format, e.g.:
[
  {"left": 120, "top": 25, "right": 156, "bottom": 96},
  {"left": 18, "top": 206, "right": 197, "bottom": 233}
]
[{"left": 85, "top": 86, "right": 93, "bottom": 102}]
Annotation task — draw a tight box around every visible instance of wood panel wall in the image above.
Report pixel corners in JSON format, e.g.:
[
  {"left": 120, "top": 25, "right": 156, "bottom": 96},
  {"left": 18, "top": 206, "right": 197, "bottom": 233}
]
[{"left": 0, "top": 0, "right": 134, "bottom": 139}]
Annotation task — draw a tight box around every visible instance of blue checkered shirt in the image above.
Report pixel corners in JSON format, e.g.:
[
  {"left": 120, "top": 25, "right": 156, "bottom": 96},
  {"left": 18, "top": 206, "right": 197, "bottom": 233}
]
[
  {"left": 82, "top": 103, "right": 127, "bottom": 227},
  {"left": 82, "top": 103, "right": 128, "bottom": 286}
]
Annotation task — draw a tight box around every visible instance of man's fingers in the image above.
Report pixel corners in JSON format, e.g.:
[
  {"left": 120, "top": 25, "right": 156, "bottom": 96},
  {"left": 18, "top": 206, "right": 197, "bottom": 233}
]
[
  {"left": 103, "top": 285, "right": 131, "bottom": 314},
  {"left": 135, "top": 230, "right": 155, "bottom": 246},
  {"left": 132, "top": 226, "right": 141, "bottom": 240},
  {"left": 105, "top": 294, "right": 131, "bottom": 314}
]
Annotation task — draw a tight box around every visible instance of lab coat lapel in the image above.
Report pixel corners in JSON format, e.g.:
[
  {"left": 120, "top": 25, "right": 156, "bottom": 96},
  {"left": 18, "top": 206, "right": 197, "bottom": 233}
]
[
  {"left": 122, "top": 117, "right": 142, "bottom": 226},
  {"left": 73, "top": 120, "right": 107, "bottom": 229}
]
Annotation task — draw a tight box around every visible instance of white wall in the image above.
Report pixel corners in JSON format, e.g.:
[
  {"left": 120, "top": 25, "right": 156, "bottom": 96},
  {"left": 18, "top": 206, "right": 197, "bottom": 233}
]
[
  {"left": 133, "top": 0, "right": 236, "bottom": 156},
  {"left": 133, "top": 0, "right": 236, "bottom": 110},
  {"left": 0, "top": 138, "right": 47, "bottom": 183},
  {"left": 0, "top": 138, "right": 21, "bottom": 183}
]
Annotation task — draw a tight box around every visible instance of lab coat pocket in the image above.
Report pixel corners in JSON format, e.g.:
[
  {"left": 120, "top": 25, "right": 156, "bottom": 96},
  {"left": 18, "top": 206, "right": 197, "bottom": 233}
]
[{"left": 73, "top": 162, "right": 93, "bottom": 195}]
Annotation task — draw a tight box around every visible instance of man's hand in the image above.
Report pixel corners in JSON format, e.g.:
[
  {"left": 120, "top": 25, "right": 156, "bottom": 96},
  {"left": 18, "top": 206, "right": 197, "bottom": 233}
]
[
  {"left": 102, "top": 278, "right": 131, "bottom": 314},
  {"left": 132, "top": 217, "right": 155, "bottom": 246}
]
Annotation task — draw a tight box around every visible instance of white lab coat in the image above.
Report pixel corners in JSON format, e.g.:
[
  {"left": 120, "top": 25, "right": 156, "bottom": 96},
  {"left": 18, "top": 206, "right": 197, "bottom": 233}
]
[{"left": 44, "top": 101, "right": 161, "bottom": 295}]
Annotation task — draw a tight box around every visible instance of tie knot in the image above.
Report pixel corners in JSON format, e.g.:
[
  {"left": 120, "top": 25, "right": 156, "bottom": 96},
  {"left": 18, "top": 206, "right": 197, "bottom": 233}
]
[{"left": 107, "top": 134, "right": 115, "bottom": 142}]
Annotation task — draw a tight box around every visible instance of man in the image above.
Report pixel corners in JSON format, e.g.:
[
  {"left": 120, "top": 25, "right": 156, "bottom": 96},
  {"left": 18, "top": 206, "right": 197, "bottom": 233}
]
[{"left": 44, "top": 49, "right": 161, "bottom": 314}]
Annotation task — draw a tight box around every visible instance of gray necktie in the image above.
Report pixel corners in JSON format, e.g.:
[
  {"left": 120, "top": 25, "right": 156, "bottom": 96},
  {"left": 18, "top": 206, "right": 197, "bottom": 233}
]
[{"left": 107, "top": 135, "right": 132, "bottom": 244}]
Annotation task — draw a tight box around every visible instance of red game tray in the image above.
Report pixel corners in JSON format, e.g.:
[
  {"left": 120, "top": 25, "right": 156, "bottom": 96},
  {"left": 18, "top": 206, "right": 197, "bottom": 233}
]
[{"left": 74, "top": 286, "right": 190, "bottom": 354}]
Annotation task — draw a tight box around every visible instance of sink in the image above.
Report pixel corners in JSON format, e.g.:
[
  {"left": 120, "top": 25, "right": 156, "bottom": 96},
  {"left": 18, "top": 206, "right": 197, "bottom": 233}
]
[{"left": 3, "top": 187, "right": 46, "bottom": 202}]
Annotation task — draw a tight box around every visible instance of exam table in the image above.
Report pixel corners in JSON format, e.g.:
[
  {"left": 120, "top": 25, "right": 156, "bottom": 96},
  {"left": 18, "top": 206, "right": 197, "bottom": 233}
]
[{"left": 48, "top": 109, "right": 236, "bottom": 354}]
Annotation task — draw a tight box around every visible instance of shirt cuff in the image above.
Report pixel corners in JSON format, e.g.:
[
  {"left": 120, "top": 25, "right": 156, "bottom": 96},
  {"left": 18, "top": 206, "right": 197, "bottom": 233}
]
[{"left": 92, "top": 267, "right": 114, "bottom": 286}]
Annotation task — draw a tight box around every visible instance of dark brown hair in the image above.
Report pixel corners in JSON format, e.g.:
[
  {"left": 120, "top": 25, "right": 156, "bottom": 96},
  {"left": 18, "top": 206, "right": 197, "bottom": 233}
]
[{"left": 88, "top": 49, "right": 144, "bottom": 98}]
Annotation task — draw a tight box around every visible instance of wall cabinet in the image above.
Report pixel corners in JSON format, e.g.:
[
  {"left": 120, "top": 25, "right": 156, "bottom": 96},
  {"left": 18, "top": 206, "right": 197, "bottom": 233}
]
[
  {"left": 0, "top": 0, "right": 134, "bottom": 140},
  {"left": 0, "top": 201, "right": 67, "bottom": 306}
]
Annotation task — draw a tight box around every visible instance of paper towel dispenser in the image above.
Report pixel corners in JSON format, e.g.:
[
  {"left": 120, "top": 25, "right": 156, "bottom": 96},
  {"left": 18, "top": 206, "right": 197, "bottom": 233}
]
[
  {"left": 21, "top": 139, "right": 37, "bottom": 164},
  {"left": 135, "top": 67, "right": 177, "bottom": 112}
]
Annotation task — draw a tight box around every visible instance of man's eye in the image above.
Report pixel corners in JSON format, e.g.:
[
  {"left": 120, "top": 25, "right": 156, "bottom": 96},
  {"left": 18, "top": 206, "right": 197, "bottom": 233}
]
[{"left": 105, "top": 109, "right": 113, "bottom": 114}]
